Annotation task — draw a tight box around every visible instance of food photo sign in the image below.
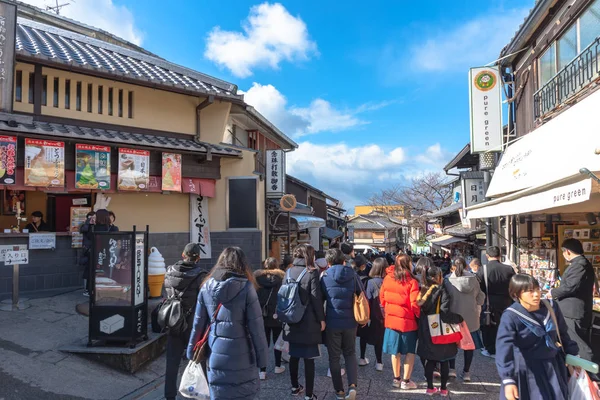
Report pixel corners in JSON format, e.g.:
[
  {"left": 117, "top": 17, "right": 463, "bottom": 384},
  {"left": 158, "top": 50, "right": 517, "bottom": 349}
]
[
  {"left": 161, "top": 152, "right": 181, "bottom": 192},
  {"left": 118, "top": 148, "right": 149, "bottom": 191},
  {"left": 24, "top": 139, "right": 65, "bottom": 187},
  {"left": 75, "top": 144, "right": 111, "bottom": 190},
  {"left": 0, "top": 135, "right": 16, "bottom": 184}
]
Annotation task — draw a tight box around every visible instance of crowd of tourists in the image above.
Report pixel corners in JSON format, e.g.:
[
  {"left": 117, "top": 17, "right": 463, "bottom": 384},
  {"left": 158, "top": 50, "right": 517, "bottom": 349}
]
[{"left": 159, "top": 238, "right": 598, "bottom": 400}]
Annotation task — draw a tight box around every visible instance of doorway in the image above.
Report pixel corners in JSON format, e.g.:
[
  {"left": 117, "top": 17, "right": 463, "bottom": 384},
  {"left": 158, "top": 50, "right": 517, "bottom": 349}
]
[{"left": 47, "top": 194, "right": 93, "bottom": 232}]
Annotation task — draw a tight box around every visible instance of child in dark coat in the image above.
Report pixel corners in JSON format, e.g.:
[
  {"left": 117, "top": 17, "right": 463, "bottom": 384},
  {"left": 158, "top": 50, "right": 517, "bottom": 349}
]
[{"left": 416, "top": 266, "right": 463, "bottom": 396}]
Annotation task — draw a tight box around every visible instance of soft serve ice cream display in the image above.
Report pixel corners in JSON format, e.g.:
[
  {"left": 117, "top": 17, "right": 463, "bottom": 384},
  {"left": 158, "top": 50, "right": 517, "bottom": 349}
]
[{"left": 147, "top": 247, "right": 166, "bottom": 297}]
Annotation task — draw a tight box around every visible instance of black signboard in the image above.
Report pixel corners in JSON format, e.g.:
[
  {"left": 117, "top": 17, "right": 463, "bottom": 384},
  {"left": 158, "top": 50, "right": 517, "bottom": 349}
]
[{"left": 88, "top": 226, "right": 149, "bottom": 346}]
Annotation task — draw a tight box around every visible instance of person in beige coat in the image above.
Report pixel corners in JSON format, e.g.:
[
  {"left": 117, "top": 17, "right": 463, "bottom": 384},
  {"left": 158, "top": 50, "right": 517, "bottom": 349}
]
[{"left": 444, "top": 257, "right": 485, "bottom": 381}]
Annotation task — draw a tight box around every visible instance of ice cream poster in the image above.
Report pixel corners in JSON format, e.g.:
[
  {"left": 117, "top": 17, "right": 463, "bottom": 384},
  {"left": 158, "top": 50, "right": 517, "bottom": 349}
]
[
  {"left": 0, "top": 136, "right": 16, "bottom": 185},
  {"left": 118, "top": 148, "right": 149, "bottom": 191},
  {"left": 161, "top": 152, "right": 181, "bottom": 192},
  {"left": 75, "top": 144, "right": 111, "bottom": 190},
  {"left": 24, "top": 139, "right": 65, "bottom": 187}
]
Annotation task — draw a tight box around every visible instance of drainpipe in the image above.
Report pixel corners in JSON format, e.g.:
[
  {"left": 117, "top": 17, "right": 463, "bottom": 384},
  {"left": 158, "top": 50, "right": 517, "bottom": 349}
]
[{"left": 195, "top": 95, "right": 214, "bottom": 144}]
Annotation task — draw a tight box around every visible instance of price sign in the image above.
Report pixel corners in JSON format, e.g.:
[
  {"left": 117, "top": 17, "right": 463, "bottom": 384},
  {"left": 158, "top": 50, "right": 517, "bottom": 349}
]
[
  {"left": 5, "top": 250, "right": 28, "bottom": 265},
  {"left": 29, "top": 233, "right": 56, "bottom": 249}
]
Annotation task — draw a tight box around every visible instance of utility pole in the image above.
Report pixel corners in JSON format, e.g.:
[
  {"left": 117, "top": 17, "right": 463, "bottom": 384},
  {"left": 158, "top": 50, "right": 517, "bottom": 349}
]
[{"left": 46, "top": 0, "right": 71, "bottom": 15}]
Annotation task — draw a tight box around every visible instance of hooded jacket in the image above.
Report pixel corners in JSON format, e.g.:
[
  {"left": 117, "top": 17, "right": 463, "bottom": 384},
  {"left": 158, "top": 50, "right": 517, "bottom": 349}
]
[
  {"left": 283, "top": 259, "right": 325, "bottom": 346},
  {"left": 445, "top": 272, "right": 485, "bottom": 332},
  {"left": 164, "top": 260, "right": 209, "bottom": 312},
  {"left": 416, "top": 284, "right": 463, "bottom": 362},
  {"left": 254, "top": 268, "right": 285, "bottom": 328},
  {"left": 379, "top": 266, "right": 420, "bottom": 332},
  {"left": 186, "top": 269, "right": 268, "bottom": 400},
  {"left": 320, "top": 264, "right": 362, "bottom": 330}
]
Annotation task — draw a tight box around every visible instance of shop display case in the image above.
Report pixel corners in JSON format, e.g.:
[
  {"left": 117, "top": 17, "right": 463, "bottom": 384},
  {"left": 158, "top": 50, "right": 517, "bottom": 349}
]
[
  {"left": 518, "top": 237, "right": 558, "bottom": 291},
  {"left": 88, "top": 226, "right": 148, "bottom": 346}
]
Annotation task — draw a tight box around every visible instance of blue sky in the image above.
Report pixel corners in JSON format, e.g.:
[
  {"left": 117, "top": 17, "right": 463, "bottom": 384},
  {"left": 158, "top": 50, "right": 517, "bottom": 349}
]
[{"left": 24, "top": 0, "right": 531, "bottom": 210}]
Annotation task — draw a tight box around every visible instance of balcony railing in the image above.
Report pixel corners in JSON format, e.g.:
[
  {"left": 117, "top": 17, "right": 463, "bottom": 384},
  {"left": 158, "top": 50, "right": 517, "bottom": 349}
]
[{"left": 534, "top": 36, "right": 600, "bottom": 119}]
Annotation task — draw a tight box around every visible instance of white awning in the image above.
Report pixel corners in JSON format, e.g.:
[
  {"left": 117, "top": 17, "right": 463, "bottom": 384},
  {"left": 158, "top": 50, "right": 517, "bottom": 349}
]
[
  {"left": 486, "top": 88, "right": 600, "bottom": 198},
  {"left": 467, "top": 177, "right": 594, "bottom": 219},
  {"left": 429, "top": 235, "right": 465, "bottom": 246}
]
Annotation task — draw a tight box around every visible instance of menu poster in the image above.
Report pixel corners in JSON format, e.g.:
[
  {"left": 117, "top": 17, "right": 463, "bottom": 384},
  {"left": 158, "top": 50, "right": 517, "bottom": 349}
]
[
  {"left": 70, "top": 206, "right": 92, "bottom": 233},
  {"left": 24, "top": 139, "right": 65, "bottom": 187},
  {"left": 118, "top": 148, "right": 149, "bottom": 191},
  {"left": 93, "top": 233, "right": 133, "bottom": 306},
  {"left": 0, "top": 136, "right": 16, "bottom": 184},
  {"left": 76, "top": 144, "right": 111, "bottom": 190},
  {"left": 161, "top": 152, "right": 182, "bottom": 192}
]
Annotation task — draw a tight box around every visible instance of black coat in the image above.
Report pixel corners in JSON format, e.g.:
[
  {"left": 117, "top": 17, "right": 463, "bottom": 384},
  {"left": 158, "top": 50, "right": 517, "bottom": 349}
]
[
  {"left": 254, "top": 268, "right": 285, "bottom": 328},
  {"left": 551, "top": 255, "right": 595, "bottom": 325},
  {"left": 164, "top": 260, "right": 209, "bottom": 312},
  {"left": 283, "top": 261, "right": 325, "bottom": 346},
  {"left": 416, "top": 284, "right": 463, "bottom": 362},
  {"left": 481, "top": 260, "right": 514, "bottom": 312}
]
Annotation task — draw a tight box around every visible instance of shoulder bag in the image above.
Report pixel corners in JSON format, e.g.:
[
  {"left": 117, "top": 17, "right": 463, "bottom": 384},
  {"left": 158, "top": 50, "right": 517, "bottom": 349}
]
[
  {"left": 353, "top": 273, "right": 370, "bottom": 325},
  {"left": 192, "top": 303, "right": 223, "bottom": 363},
  {"left": 482, "top": 264, "right": 493, "bottom": 326}
]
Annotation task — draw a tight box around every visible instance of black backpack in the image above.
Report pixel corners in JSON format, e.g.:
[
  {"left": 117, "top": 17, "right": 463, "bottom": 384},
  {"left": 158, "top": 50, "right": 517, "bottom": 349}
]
[{"left": 157, "top": 271, "right": 204, "bottom": 335}]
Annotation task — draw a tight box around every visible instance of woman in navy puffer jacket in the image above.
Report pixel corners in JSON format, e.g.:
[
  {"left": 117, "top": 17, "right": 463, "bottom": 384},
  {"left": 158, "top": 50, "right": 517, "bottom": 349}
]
[{"left": 187, "top": 247, "right": 268, "bottom": 400}]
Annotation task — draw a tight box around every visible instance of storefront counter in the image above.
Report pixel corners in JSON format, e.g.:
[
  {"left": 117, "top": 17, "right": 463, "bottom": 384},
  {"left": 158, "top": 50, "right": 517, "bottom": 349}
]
[{"left": 0, "top": 233, "right": 81, "bottom": 298}]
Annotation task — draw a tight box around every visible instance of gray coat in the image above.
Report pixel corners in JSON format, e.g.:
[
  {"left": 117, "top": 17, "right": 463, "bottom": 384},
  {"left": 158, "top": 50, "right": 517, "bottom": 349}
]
[
  {"left": 187, "top": 270, "right": 268, "bottom": 400},
  {"left": 444, "top": 272, "right": 485, "bottom": 332}
]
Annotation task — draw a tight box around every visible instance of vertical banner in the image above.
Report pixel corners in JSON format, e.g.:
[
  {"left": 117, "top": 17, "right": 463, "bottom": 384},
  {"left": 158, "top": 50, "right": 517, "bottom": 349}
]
[
  {"left": 24, "top": 139, "right": 65, "bottom": 187},
  {"left": 0, "top": 135, "right": 16, "bottom": 184},
  {"left": 118, "top": 148, "right": 149, "bottom": 191},
  {"left": 469, "top": 66, "right": 502, "bottom": 153},
  {"left": 266, "top": 149, "right": 285, "bottom": 198},
  {"left": 75, "top": 144, "right": 111, "bottom": 189},
  {"left": 0, "top": 1, "right": 16, "bottom": 113},
  {"left": 190, "top": 194, "right": 211, "bottom": 259},
  {"left": 134, "top": 234, "right": 145, "bottom": 306},
  {"left": 161, "top": 152, "right": 182, "bottom": 192}
]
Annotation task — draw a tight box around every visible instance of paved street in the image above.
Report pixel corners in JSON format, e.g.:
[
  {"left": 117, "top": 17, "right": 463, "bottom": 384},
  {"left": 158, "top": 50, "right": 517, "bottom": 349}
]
[{"left": 0, "top": 291, "right": 501, "bottom": 400}]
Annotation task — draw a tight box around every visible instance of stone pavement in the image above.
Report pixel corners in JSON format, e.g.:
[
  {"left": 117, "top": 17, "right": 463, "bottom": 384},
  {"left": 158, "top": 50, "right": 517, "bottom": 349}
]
[{"left": 0, "top": 290, "right": 502, "bottom": 400}]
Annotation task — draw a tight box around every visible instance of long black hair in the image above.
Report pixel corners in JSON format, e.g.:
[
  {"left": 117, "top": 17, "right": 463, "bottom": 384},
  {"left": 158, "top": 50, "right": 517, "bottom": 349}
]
[
  {"left": 453, "top": 257, "right": 467, "bottom": 277},
  {"left": 421, "top": 265, "right": 442, "bottom": 289}
]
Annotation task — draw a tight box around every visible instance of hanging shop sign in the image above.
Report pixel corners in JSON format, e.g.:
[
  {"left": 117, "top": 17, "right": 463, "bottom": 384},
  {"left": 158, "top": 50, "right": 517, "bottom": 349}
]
[
  {"left": 161, "top": 152, "right": 182, "bottom": 192},
  {"left": 24, "top": 139, "right": 65, "bottom": 187},
  {"left": 266, "top": 150, "right": 285, "bottom": 198},
  {"left": 461, "top": 177, "right": 485, "bottom": 210},
  {"left": 469, "top": 66, "right": 502, "bottom": 153},
  {"left": 118, "top": 148, "right": 149, "bottom": 191},
  {"left": 426, "top": 222, "right": 436, "bottom": 235},
  {"left": 0, "top": 135, "right": 16, "bottom": 184},
  {"left": 75, "top": 144, "right": 111, "bottom": 190},
  {"left": 190, "top": 194, "right": 211, "bottom": 259},
  {"left": 0, "top": 1, "right": 16, "bottom": 113}
]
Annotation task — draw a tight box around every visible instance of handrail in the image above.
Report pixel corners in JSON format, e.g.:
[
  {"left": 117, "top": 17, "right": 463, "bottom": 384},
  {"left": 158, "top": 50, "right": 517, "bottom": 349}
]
[{"left": 534, "top": 35, "right": 600, "bottom": 119}]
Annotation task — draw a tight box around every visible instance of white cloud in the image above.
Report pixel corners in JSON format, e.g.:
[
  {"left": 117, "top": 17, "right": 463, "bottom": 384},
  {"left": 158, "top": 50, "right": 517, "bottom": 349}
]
[
  {"left": 205, "top": 3, "right": 317, "bottom": 78},
  {"left": 286, "top": 141, "right": 449, "bottom": 209},
  {"left": 241, "top": 82, "right": 370, "bottom": 137},
  {"left": 382, "top": 8, "right": 528, "bottom": 75},
  {"left": 20, "top": 0, "right": 143, "bottom": 45}
]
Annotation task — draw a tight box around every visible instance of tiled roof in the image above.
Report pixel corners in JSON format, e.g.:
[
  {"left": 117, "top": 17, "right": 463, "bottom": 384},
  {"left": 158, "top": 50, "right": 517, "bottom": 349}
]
[
  {"left": 348, "top": 222, "right": 386, "bottom": 230},
  {"left": 444, "top": 224, "right": 484, "bottom": 238},
  {"left": 424, "top": 202, "right": 462, "bottom": 218},
  {"left": 0, "top": 120, "right": 241, "bottom": 156},
  {"left": 16, "top": 18, "right": 241, "bottom": 99}
]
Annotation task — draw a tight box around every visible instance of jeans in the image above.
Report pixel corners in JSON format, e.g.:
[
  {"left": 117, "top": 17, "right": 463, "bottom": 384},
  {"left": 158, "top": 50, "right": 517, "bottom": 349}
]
[
  {"left": 164, "top": 332, "right": 190, "bottom": 399},
  {"left": 290, "top": 357, "right": 315, "bottom": 396},
  {"left": 425, "top": 360, "right": 449, "bottom": 390},
  {"left": 261, "top": 325, "right": 283, "bottom": 371},
  {"left": 326, "top": 328, "right": 359, "bottom": 393}
]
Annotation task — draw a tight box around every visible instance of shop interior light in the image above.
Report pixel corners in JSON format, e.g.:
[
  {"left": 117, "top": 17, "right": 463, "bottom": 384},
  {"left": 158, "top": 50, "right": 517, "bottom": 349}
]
[{"left": 586, "top": 213, "right": 598, "bottom": 226}]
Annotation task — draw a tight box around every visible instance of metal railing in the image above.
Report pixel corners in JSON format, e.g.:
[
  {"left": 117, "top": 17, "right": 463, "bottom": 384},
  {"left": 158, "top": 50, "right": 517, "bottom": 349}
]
[{"left": 534, "top": 36, "right": 600, "bottom": 118}]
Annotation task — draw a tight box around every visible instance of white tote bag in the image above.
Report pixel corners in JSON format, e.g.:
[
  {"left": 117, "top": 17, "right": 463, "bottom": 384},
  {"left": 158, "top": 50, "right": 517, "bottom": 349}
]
[{"left": 179, "top": 361, "right": 210, "bottom": 399}]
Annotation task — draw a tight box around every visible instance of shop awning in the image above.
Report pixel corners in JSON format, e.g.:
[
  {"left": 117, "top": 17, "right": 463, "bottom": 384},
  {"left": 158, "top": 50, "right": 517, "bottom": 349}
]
[
  {"left": 486, "top": 88, "right": 600, "bottom": 198},
  {"left": 323, "top": 227, "right": 343, "bottom": 240},
  {"left": 292, "top": 214, "right": 326, "bottom": 230},
  {"left": 429, "top": 235, "right": 465, "bottom": 246},
  {"left": 467, "top": 176, "right": 596, "bottom": 219},
  {"left": 182, "top": 178, "right": 216, "bottom": 197}
]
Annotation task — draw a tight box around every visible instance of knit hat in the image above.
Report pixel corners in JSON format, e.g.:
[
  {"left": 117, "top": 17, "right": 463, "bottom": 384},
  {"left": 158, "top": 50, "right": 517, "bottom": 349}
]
[{"left": 561, "top": 238, "right": 584, "bottom": 255}]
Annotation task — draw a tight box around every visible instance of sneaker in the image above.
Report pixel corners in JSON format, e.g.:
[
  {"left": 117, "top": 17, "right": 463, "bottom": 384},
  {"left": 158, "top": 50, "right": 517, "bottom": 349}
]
[
  {"left": 448, "top": 369, "right": 457, "bottom": 378},
  {"left": 327, "top": 368, "right": 346, "bottom": 378},
  {"left": 463, "top": 371, "right": 471, "bottom": 382},
  {"left": 481, "top": 349, "right": 495, "bottom": 358},
  {"left": 426, "top": 388, "right": 440, "bottom": 396},
  {"left": 346, "top": 387, "right": 357, "bottom": 400},
  {"left": 291, "top": 385, "right": 304, "bottom": 396},
  {"left": 392, "top": 378, "right": 402, "bottom": 388},
  {"left": 440, "top": 389, "right": 449, "bottom": 397},
  {"left": 433, "top": 370, "right": 441, "bottom": 379},
  {"left": 83, "top": 290, "right": 90, "bottom": 297},
  {"left": 335, "top": 391, "right": 346, "bottom": 400},
  {"left": 401, "top": 380, "right": 418, "bottom": 390},
  {"left": 259, "top": 371, "right": 266, "bottom": 380},
  {"left": 375, "top": 363, "right": 384, "bottom": 372},
  {"left": 359, "top": 358, "right": 369, "bottom": 366},
  {"left": 274, "top": 366, "right": 286, "bottom": 374}
]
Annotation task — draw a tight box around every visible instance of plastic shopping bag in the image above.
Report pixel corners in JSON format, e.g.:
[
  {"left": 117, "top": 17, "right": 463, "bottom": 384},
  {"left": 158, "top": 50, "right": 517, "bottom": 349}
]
[
  {"left": 274, "top": 331, "right": 289, "bottom": 352},
  {"left": 457, "top": 321, "right": 475, "bottom": 351},
  {"left": 179, "top": 361, "right": 210, "bottom": 399},
  {"left": 569, "top": 369, "right": 600, "bottom": 400}
]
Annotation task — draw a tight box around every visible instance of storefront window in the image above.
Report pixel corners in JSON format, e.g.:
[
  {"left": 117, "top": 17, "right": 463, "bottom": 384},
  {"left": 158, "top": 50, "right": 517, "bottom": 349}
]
[{"left": 580, "top": 0, "right": 600, "bottom": 50}]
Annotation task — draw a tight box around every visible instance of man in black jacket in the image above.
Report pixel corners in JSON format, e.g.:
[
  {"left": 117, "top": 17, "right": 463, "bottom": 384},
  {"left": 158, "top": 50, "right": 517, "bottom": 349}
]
[
  {"left": 480, "top": 246, "right": 515, "bottom": 357},
  {"left": 550, "top": 238, "right": 596, "bottom": 370}
]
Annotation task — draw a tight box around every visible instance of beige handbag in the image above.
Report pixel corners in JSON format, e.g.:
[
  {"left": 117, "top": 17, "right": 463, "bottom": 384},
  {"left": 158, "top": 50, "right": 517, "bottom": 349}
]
[{"left": 353, "top": 275, "right": 370, "bottom": 325}]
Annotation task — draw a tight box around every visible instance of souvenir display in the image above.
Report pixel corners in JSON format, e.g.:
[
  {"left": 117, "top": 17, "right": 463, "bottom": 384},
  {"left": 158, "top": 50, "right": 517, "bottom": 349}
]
[{"left": 518, "top": 237, "right": 558, "bottom": 291}]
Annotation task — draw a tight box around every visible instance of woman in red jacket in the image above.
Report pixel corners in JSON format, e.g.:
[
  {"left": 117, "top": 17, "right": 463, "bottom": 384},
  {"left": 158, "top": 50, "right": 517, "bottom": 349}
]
[{"left": 380, "top": 254, "right": 421, "bottom": 390}]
